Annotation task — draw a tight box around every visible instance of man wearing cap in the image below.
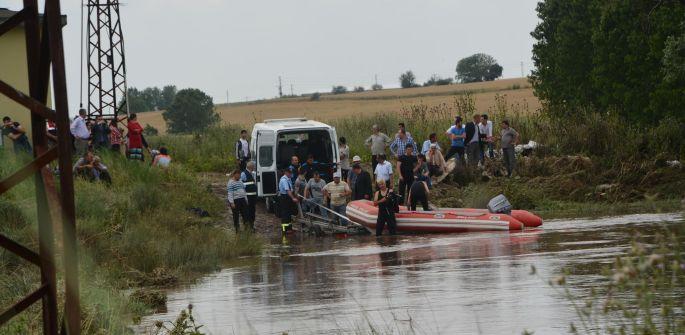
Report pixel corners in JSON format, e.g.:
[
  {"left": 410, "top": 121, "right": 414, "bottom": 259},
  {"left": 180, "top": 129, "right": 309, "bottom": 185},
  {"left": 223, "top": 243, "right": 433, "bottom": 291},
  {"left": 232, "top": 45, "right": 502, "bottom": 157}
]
[
  {"left": 347, "top": 155, "right": 362, "bottom": 195},
  {"left": 278, "top": 168, "right": 298, "bottom": 231},
  {"left": 323, "top": 172, "right": 351, "bottom": 225},
  {"left": 421, "top": 133, "right": 441, "bottom": 155},
  {"left": 351, "top": 163, "right": 373, "bottom": 200}
]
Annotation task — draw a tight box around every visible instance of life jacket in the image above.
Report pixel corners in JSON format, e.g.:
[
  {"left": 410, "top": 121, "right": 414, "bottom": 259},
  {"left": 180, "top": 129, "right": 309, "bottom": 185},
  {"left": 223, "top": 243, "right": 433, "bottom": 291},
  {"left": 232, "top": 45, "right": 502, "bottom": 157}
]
[{"left": 242, "top": 170, "right": 257, "bottom": 196}]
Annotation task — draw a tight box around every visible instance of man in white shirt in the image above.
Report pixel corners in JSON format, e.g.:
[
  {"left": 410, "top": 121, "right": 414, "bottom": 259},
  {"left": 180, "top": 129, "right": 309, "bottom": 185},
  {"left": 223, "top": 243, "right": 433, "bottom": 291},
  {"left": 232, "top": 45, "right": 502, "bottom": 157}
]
[
  {"left": 421, "top": 133, "right": 441, "bottom": 155},
  {"left": 70, "top": 108, "right": 90, "bottom": 156},
  {"left": 373, "top": 154, "right": 393, "bottom": 189},
  {"left": 479, "top": 114, "right": 494, "bottom": 159},
  {"left": 235, "top": 129, "right": 250, "bottom": 170}
]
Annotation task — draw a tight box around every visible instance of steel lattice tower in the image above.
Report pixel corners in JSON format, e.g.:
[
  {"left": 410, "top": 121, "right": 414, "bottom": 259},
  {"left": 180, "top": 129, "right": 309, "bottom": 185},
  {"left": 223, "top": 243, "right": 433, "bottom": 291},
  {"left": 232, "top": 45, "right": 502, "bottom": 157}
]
[{"left": 86, "top": 0, "right": 128, "bottom": 119}]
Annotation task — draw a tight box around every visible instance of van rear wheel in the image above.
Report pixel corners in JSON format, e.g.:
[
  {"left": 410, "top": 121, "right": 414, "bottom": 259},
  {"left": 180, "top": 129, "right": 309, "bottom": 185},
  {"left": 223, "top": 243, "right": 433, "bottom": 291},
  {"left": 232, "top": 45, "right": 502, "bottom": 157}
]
[{"left": 265, "top": 196, "right": 276, "bottom": 214}]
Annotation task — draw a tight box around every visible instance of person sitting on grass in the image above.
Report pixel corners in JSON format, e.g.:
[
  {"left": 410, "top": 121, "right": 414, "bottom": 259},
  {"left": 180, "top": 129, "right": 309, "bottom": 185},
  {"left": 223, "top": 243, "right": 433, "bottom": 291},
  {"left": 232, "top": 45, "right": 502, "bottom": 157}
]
[
  {"left": 72, "top": 150, "right": 112, "bottom": 184},
  {"left": 427, "top": 143, "right": 447, "bottom": 177},
  {"left": 152, "top": 146, "right": 172, "bottom": 168}
]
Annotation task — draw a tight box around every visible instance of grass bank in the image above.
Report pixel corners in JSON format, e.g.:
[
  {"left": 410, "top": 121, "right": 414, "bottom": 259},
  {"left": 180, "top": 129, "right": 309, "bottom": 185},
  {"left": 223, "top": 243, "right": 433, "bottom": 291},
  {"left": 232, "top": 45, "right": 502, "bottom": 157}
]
[
  {"left": 329, "top": 92, "right": 684, "bottom": 217},
  {"left": 0, "top": 150, "right": 261, "bottom": 334}
]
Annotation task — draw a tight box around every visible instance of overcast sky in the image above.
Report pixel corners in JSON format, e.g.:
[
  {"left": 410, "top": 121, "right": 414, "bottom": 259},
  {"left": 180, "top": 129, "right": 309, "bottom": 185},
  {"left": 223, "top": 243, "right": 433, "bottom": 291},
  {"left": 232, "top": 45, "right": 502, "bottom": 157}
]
[{"left": 2, "top": 0, "right": 540, "bottom": 109}]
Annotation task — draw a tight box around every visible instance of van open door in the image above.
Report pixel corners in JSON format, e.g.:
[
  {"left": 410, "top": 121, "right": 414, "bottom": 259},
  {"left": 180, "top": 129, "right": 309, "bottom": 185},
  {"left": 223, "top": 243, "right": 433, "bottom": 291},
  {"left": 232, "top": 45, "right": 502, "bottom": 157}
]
[
  {"left": 329, "top": 127, "right": 340, "bottom": 172},
  {"left": 255, "top": 129, "right": 278, "bottom": 197}
]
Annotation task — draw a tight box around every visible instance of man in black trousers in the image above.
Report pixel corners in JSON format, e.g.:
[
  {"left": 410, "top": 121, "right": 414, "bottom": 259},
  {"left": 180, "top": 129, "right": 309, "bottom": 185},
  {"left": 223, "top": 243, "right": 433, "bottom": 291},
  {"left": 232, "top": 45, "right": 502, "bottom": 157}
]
[{"left": 464, "top": 114, "right": 482, "bottom": 168}]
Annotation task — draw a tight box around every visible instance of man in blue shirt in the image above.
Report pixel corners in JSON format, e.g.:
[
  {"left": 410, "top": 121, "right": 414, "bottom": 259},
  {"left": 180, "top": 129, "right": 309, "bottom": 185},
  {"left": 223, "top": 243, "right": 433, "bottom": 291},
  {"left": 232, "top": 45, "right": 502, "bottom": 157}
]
[
  {"left": 288, "top": 156, "right": 300, "bottom": 184},
  {"left": 445, "top": 116, "right": 466, "bottom": 161},
  {"left": 421, "top": 133, "right": 441, "bottom": 155},
  {"left": 389, "top": 129, "right": 417, "bottom": 158},
  {"left": 300, "top": 154, "right": 320, "bottom": 179},
  {"left": 278, "top": 169, "right": 299, "bottom": 231}
]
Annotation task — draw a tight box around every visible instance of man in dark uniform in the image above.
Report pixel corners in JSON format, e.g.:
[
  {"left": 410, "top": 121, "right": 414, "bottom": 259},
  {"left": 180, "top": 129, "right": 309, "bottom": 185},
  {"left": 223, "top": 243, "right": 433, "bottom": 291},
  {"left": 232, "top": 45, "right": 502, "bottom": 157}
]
[{"left": 241, "top": 161, "right": 258, "bottom": 231}]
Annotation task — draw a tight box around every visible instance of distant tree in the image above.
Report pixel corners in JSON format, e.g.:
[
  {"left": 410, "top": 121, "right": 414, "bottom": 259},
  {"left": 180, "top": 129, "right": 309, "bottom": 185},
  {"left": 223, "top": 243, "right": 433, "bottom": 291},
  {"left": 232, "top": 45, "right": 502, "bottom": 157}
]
[
  {"left": 353, "top": 86, "right": 365, "bottom": 92},
  {"left": 530, "top": 0, "right": 685, "bottom": 123},
  {"left": 456, "top": 53, "right": 503, "bottom": 83},
  {"left": 423, "top": 74, "right": 454, "bottom": 86},
  {"left": 162, "top": 88, "right": 218, "bottom": 133},
  {"left": 141, "top": 87, "right": 162, "bottom": 110},
  {"left": 125, "top": 87, "right": 150, "bottom": 113},
  {"left": 310, "top": 92, "right": 321, "bottom": 101},
  {"left": 331, "top": 86, "right": 348, "bottom": 94},
  {"left": 160, "top": 85, "right": 177, "bottom": 110},
  {"left": 371, "top": 83, "right": 383, "bottom": 91},
  {"left": 399, "top": 70, "right": 418, "bottom": 88},
  {"left": 144, "top": 124, "right": 159, "bottom": 136}
]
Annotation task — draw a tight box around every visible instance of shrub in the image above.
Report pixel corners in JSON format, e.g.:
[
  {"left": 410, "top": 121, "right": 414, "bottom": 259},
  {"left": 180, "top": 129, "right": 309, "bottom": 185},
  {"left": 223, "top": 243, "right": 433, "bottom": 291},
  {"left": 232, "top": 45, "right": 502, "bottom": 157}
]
[
  {"left": 144, "top": 124, "right": 160, "bottom": 136},
  {"left": 310, "top": 92, "right": 321, "bottom": 101},
  {"left": 331, "top": 86, "right": 348, "bottom": 94},
  {"left": 353, "top": 86, "right": 365, "bottom": 92},
  {"left": 371, "top": 83, "right": 383, "bottom": 91}
]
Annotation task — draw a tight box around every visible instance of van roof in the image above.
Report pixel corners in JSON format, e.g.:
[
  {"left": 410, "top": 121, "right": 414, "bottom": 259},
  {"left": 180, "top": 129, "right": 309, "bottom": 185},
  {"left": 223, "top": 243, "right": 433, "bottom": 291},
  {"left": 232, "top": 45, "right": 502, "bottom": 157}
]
[{"left": 253, "top": 117, "right": 333, "bottom": 131}]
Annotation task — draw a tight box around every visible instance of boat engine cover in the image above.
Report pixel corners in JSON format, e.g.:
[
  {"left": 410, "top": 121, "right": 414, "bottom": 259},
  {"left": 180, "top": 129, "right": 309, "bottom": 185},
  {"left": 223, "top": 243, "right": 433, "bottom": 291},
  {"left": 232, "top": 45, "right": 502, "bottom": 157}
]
[{"left": 488, "top": 194, "right": 512, "bottom": 214}]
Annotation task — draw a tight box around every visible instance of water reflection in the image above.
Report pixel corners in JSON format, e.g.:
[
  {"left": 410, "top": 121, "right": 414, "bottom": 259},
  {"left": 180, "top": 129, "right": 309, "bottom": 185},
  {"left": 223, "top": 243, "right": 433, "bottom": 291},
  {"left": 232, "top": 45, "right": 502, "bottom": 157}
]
[{"left": 137, "top": 213, "right": 683, "bottom": 335}]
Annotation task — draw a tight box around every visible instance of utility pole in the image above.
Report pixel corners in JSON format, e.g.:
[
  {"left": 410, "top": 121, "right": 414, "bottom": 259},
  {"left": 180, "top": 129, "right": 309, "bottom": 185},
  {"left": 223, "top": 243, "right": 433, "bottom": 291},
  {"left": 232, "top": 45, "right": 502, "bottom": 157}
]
[
  {"left": 520, "top": 61, "right": 525, "bottom": 78},
  {"left": 374, "top": 74, "right": 378, "bottom": 86},
  {"left": 226, "top": 90, "right": 229, "bottom": 104},
  {"left": 278, "top": 76, "right": 283, "bottom": 97},
  {"left": 290, "top": 84, "right": 294, "bottom": 96}
]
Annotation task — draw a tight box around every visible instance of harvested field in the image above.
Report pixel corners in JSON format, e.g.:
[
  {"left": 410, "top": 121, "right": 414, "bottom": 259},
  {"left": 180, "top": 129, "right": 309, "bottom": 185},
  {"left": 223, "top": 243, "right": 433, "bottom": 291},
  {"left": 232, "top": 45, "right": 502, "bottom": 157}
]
[{"left": 138, "top": 77, "right": 538, "bottom": 133}]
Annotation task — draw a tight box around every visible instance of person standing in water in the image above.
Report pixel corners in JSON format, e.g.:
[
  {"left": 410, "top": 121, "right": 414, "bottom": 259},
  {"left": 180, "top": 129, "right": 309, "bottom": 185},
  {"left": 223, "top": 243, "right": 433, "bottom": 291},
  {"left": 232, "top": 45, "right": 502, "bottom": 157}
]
[{"left": 374, "top": 179, "right": 397, "bottom": 236}]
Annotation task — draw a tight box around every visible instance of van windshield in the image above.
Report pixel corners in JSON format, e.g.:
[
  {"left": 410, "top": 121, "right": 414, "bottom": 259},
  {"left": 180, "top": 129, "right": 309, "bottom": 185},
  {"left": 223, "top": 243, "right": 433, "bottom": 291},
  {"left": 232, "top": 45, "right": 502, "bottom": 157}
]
[{"left": 276, "top": 129, "right": 334, "bottom": 171}]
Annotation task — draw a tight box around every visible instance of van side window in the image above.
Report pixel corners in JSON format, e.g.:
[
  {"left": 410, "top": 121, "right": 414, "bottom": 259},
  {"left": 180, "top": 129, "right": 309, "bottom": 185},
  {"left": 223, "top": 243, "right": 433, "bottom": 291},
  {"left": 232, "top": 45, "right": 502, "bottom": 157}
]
[{"left": 259, "top": 146, "right": 273, "bottom": 167}]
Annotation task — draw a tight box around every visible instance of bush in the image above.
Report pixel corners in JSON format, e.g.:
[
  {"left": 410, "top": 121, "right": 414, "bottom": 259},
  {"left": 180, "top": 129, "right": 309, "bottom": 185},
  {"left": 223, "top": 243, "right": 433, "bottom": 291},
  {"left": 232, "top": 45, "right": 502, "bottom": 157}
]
[
  {"left": 399, "top": 70, "right": 418, "bottom": 88},
  {"left": 144, "top": 124, "right": 160, "bottom": 136},
  {"left": 353, "top": 86, "right": 365, "bottom": 92},
  {"left": 423, "top": 75, "right": 454, "bottom": 86},
  {"left": 331, "top": 86, "right": 348, "bottom": 94},
  {"left": 371, "top": 83, "right": 383, "bottom": 91},
  {"left": 310, "top": 92, "right": 321, "bottom": 101}
]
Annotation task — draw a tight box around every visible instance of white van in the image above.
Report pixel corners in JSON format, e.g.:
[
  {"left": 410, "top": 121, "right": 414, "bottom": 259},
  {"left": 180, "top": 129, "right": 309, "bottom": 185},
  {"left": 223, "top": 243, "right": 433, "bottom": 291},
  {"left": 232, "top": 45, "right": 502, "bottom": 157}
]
[{"left": 250, "top": 118, "right": 340, "bottom": 207}]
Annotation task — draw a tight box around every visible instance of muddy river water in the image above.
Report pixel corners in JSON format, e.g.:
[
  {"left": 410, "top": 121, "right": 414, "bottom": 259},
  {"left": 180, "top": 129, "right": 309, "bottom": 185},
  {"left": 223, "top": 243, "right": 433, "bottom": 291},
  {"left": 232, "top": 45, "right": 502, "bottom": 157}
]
[{"left": 137, "top": 212, "right": 683, "bottom": 334}]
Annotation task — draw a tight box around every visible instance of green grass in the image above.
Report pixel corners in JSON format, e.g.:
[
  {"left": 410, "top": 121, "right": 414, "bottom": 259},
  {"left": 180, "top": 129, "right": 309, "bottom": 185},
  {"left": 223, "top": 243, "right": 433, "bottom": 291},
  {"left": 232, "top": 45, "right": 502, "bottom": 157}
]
[{"left": 0, "top": 149, "right": 262, "bottom": 334}]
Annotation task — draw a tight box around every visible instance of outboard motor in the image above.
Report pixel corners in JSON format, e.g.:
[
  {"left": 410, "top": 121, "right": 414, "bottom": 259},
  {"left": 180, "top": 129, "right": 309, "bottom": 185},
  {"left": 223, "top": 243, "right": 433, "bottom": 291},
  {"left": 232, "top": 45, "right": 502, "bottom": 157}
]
[{"left": 487, "top": 194, "right": 512, "bottom": 215}]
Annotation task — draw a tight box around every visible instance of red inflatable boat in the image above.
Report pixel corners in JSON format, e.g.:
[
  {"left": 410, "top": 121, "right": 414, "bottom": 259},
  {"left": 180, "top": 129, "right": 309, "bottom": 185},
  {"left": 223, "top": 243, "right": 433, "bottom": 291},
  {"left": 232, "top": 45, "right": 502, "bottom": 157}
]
[{"left": 346, "top": 200, "right": 542, "bottom": 233}]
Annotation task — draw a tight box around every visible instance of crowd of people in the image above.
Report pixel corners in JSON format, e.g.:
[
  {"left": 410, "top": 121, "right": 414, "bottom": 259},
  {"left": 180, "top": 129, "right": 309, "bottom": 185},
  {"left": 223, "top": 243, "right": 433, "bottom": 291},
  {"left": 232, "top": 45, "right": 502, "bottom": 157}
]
[
  {"left": 227, "top": 113, "right": 520, "bottom": 236},
  {"left": 2, "top": 109, "right": 172, "bottom": 187}
]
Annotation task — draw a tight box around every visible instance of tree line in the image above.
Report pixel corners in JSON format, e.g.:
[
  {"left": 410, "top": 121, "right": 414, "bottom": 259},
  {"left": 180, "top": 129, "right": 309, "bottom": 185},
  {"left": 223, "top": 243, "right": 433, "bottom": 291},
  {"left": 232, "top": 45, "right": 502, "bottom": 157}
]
[
  {"left": 325, "top": 53, "right": 504, "bottom": 94},
  {"left": 531, "top": 0, "right": 685, "bottom": 124}
]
